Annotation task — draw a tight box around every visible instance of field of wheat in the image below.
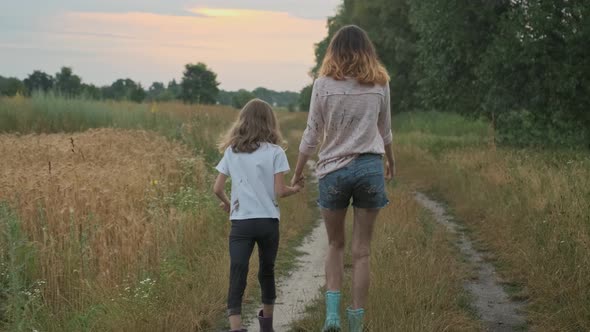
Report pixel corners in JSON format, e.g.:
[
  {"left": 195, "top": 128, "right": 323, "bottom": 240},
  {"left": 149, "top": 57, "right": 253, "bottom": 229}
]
[{"left": 0, "top": 95, "right": 313, "bottom": 331}]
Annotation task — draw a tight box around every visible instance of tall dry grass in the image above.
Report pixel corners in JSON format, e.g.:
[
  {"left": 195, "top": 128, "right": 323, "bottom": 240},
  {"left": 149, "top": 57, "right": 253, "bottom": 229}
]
[
  {"left": 394, "top": 111, "right": 590, "bottom": 331},
  {"left": 0, "top": 129, "right": 210, "bottom": 328},
  {"left": 0, "top": 96, "right": 315, "bottom": 331}
]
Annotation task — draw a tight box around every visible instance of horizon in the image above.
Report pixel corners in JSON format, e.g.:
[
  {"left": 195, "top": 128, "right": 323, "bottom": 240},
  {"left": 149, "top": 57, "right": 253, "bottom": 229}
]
[{"left": 0, "top": 1, "right": 339, "bottom": 92}]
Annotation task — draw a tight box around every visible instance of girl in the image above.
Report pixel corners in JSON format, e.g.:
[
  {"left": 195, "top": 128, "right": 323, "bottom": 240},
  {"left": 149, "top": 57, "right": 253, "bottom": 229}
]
[
  {"left": 213, "top": 99, "right": 303, "bottom": 332},
  {"left": 291, "top": 25, "right": 395, "bottom": 332}
]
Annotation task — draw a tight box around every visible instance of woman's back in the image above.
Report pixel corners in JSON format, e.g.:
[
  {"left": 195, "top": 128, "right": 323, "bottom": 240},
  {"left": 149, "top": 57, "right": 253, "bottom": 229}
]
[{"left": 300, "top": 76, "right": 392, "bottom": 177}]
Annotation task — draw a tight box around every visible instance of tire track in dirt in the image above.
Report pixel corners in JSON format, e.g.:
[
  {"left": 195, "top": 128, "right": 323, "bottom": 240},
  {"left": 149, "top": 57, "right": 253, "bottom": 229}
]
[{"left": 415, "top": 192, "right": 527, "bottom": 331}]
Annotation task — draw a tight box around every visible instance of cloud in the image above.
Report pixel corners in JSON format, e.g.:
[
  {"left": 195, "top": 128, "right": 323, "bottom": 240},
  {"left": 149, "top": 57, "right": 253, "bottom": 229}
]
[{"left": 43, "top": 8, "right": 326, "bottom": 90}]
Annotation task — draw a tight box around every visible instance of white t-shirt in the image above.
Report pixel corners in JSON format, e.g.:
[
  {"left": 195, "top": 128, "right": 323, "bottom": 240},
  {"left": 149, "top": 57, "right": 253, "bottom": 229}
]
[{"left": 215, "top": 143, "right": 290, "bottom": 220}]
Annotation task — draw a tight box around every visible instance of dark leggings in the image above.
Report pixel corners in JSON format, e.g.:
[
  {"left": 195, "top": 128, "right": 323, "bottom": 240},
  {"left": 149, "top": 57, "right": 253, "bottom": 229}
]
[{"left": 227, "top": 218, "right": 280, "bottom": 316}]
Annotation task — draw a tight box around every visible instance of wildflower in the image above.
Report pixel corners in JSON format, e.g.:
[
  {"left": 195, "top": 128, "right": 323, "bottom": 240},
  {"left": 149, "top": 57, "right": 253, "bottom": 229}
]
[{"left": 151, "top": 179, "right": 159, "bottom": 186}]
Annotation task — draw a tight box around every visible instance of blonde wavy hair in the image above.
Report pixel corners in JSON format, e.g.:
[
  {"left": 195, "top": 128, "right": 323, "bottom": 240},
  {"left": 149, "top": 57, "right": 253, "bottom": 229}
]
[
  {"left": 319, "top": 25, "right": 390, "bottom": 85},
  {"left": 218, "top": 99, "right": 284, "bottom": 153}
]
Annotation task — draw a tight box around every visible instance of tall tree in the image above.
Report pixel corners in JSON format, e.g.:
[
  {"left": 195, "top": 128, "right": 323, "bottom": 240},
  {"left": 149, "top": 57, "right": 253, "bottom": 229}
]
[
  {"left": 103, "top": 78, "right": 144, "bottom": 102},
  {"left": 312, "top": 0, "right": 419, "bottom": 112},
  {"left": 55, "top": 67, "right": 82, "bottom": 97},
  {"left": 81, "top": 83, "right": 102, "bottom": 100},
  {"left": 410, "top": 0, "right": 509, "bottom": 114},
  {"left": 298, "top": 84, "right": 313, "bottom": 112},
  {"left": 0, "top": 76, "right": 25, "bottom": 96},
  {"left": 252, "top": 87, "right": 275, "bottom": 105},
  {"left": 479, "top": 0, "right": 590, "bottom": 129},
  {"left": 147, "top": 82, "right": 167, "bottom": 101},
  {"left": 180, "top": 63, "right": 220, "bottom": 104},
  {"left": 23, "top": 70, "right": 54, "bottom": 94},
  {"left": 130, "top": 83, "right": 146, "bottom": 103},
  {"left": 167, "top": 79, "right": 182, "bottom": 100},
  {"left": 217, "top": 90, "right": 234, "bottom": 105},
  {"left": 232, "top": 89, "right": 256, "bottom": 109}
]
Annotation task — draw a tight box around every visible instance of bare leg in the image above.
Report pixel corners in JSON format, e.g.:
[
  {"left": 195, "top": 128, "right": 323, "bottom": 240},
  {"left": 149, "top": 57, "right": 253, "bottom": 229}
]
[
  {"left": 322, "top": 208, "right": 347, "bottom": 291},
  {"left": 262, "top": 304, "right": 273, "bottom": 318},
  {"left": 229, "top": 315, "right": 242, "bottom": 330},
  {"left": 351, "top": 208, "right": 379, "bottom": 309}
]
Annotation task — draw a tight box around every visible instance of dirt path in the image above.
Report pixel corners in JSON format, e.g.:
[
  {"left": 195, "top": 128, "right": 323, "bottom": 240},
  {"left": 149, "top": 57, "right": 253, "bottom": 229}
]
[
  {"left": 245, "top": 161, "right": 328, "bottom": 332},
  {"left": 270, "top": 220, "right": 327, "bottom": 331},
  {"left": 415, "top": 192, "right": 527, "bottom": 332}
]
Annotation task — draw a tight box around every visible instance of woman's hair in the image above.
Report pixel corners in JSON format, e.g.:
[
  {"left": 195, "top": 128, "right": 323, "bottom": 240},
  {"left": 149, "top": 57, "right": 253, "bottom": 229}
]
[
  {"left": 218, "top": 98, "right": 284, "bottom": 153},
  {"left": 319, "top": 25, "right": 390, "bottom": 85}
]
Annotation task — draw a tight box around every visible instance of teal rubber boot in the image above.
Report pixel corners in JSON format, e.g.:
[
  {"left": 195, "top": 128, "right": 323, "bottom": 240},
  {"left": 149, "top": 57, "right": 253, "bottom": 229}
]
[
  {"left": 346, "top": 307, "right": 365, "bottom": 332},
  {"left": 322, "top": 291, "right": 341, "bottom": 332}
]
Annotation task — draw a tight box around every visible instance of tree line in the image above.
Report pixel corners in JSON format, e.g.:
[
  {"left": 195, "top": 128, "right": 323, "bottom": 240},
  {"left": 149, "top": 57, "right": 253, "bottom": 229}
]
[
  {"left": 302, "top": 0, "right": 589, "bottom": 147},
  {"left": 0, "top": 63, "right": 300, "bottom": 109}
]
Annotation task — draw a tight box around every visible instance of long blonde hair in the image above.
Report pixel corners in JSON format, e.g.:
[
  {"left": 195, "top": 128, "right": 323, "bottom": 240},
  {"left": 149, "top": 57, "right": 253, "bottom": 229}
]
[
  {"left": 319, "top": 25, "right": 390, "bottom": 85},
  {"left": 218, "top": 99, "right": 284, "bottom": 153}
]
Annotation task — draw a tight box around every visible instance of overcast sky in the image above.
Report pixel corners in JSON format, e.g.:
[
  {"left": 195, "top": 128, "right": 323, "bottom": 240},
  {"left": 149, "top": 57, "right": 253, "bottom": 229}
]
[{"left": 0, "top": 1, "right": 339, "bottom": 91}]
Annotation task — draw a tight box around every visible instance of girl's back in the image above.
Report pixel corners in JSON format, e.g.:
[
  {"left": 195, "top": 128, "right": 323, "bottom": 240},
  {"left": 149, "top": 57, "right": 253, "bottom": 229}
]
[
  {"left": 213, "top": 99, "right": 302, "bottom": 332},
  {"left": 216, "top": 143, "right": 289, "bottom": 220}
]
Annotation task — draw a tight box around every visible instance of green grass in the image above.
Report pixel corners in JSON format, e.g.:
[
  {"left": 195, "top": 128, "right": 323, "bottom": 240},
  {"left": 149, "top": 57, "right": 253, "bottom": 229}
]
[
  {"left": 394, "top": 111, "right": 590, "bottom": 331},
  {"left": 393, "top": 111, "right": 489, "bottom": 138},
  {"left": 0, "top": 93, "right": 177, "bottom": 134},
  {"left": 392, "top": 111, "right": 490, "bottom": 153},
  {"left": 0, "top": 203, "right": 42, "bottom": 332}
]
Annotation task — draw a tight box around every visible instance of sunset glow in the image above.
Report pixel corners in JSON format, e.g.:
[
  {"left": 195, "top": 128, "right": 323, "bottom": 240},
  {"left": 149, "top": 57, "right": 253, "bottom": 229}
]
[
  {"left": 0, "top": 2, "right": 339, "bottom": 91},
  {"left": 192, "top": 8, "right": 245, "bottom": 17}
]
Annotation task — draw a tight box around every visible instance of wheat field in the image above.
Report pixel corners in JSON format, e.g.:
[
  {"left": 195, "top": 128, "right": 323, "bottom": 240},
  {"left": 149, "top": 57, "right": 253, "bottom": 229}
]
[{"left": 0, "top": 96, "right": 313, "bottom": 331}]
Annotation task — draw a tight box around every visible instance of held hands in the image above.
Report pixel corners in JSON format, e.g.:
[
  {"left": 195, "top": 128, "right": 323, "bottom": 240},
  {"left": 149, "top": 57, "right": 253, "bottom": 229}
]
[
  {"left": 219, "top": 201, "right": 230, "bottom": 214},
  {"left": 290, "top": 173, "right": 305, "bottom": 188},
  {"left": 291, "top": 173, "right": 306, "bottom": 194}
]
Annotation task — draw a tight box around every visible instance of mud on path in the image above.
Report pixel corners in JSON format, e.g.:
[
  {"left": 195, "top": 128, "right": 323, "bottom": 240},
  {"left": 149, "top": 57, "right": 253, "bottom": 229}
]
[
  {"left": 244, "top": 161, "right": 328, "bottom": 332},
  {"left": 415, "top": 192, "right": 527, "bottom": 332}
]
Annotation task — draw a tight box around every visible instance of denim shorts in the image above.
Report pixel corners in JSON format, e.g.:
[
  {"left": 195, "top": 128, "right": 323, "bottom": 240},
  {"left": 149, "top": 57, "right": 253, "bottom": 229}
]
[{"left": 318, "top": 154, "right": 389, "bottom": 210}]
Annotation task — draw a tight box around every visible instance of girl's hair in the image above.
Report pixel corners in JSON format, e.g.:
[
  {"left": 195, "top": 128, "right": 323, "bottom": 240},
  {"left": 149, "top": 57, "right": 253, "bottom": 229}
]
[
  {"left": 218, "top": 98, "right": 284, "bottom": 153},
  {"left": 319, "top": 25, "right": 390, "bottom": 85}
]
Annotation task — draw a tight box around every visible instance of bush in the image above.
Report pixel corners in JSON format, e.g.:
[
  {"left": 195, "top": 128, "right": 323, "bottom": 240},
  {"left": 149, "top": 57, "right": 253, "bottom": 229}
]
[{"left": 495, "top": 110, "right": 589, "bottom": 148}]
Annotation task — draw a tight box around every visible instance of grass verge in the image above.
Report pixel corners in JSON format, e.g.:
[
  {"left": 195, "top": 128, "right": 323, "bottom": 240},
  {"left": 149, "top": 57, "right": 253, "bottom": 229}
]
[{"left": 290, "top": 184, "right": 480, "bottom": 331}]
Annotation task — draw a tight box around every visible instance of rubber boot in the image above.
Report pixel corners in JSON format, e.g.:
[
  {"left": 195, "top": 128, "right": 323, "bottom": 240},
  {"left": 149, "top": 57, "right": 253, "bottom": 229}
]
[
  {"left": 257, "top": 310, "right": 274, "bottom": 332},
  {"left": 346, "top": 307, "right": 365, "bottom": 332},
  {"left": 322, "top": 291, "right": 341, "bottom": 332}
]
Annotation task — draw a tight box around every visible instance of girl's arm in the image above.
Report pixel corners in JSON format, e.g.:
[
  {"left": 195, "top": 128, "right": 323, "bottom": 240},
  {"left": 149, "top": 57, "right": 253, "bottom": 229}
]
[
  {"left": 275, "top": 172, "right": 303, "bottom": 198},
  {"left": 213, "top": 173, "right": 231, "bottom": 212}
]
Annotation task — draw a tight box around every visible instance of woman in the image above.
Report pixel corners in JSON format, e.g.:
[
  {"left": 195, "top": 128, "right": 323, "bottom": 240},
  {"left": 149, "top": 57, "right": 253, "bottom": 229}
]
[{"left": 291, "top": 25, "right": 395, "bottom": 332}]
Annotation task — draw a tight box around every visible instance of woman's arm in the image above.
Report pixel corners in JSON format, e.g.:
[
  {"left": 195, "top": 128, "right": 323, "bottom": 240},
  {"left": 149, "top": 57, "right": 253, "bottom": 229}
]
[
  {"left": 293, "top": 80, "right": 322, "bottom": 185},
  {"left": 275, "top": 172, "right": 303, "bottom": 198},
  {"left": 378, "top": 83, "right": 393, "bottom": 145},
  {"left": 384, "top": 143, "right": 396, "bottom": 180},
  {"left": 213, "top": 173, "right": 231, "bottom": 212},
  {"left": 291, "top": 152, "right": 310, "bottom": 186},
  {"left": 380, "top": 83, "right": 395, "bottom": 181}
]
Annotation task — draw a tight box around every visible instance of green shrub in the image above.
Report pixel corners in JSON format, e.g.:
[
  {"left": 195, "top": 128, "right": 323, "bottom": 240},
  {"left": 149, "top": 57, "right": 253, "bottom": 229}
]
[{"left": 496, "top": 110, "right": 589, "bottom": 148}]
